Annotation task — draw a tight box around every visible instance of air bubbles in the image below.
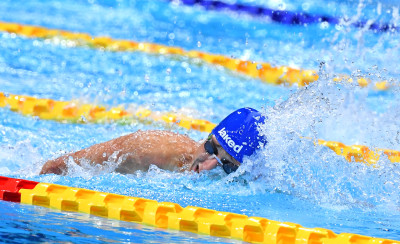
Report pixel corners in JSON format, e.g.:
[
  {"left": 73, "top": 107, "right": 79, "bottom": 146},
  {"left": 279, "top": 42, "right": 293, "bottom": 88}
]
[
  {"left": 197, "top": 41, "right": 201, "bottom": 48},
  {"left": 335, "top": 24, "right": 343, "bottom": 31},
  {"left": 178, "top": 91, "right": 190, "bottom": 98},
  {"left": 181, "top": 62, "right": 188, "bottom": 68},
  {"left": 320, "top": 21, "right": 330, "bottom": 29},
  {"left": 33, "top": 40, "right": 43, "bottom": 47},
  {"left": 302, "top": 3, "right": 310, "bottom": 11},
  {"left": 374, "top": 2, "right": 382, "bottom": 15},
  {"left": 80, "top": 115, "right": 87, "bottom": 122},
  {"left": 393, "top": 7, "right": 399, "bottom": 20},
  {"left": 277, "top": 3, "right": 286, "bottom": 10}
]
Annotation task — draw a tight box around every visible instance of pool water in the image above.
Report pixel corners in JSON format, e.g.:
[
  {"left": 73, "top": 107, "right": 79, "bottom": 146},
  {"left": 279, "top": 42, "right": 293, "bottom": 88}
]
[{"left": 0, "top": 0, "right": 400, "bottom": 242}]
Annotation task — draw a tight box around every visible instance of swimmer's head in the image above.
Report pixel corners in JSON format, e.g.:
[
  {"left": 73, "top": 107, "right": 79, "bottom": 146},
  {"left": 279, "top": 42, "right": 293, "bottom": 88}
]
[
  {"left": 190, "top": 107, "right": 267, "bottom": 174},
  {"left": 212, "top": 107, "right": 267, "bottom": 164}
]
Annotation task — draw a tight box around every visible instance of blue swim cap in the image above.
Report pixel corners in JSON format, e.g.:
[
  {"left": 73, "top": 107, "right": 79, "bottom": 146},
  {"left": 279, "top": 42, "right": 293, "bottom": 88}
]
[{"left": 212, "top": 107, "right": 267, "bottom": 164}]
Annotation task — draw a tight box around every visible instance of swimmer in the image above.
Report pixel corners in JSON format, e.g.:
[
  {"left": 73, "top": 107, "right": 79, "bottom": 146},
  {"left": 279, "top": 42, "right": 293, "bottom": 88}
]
[{"left": 40, "top": 107, "right": 267, "bottom": 175}]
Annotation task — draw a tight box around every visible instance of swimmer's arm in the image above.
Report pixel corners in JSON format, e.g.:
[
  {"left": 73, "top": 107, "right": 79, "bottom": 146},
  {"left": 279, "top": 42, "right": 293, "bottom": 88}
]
[
  {"left": 39, "top": 133, "right": 136, "bottom": 175},
  {"left": 39, "top": 130, "right": 197, "bottom": 175}
]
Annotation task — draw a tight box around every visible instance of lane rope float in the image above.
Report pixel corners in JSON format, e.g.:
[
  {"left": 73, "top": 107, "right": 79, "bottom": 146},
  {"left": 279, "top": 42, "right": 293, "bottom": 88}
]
[
  {"left": 0, "top": 21, "right": 390, "bottom": 90},
  {"left": 0, "top": 92, "right": 216, "bottom": 133},
  {"left": 169, "top": 0, "right": 398, "bottom": 33},
  {"left": 0, "top": 176, "right": 398, "bottom": 244},
  {"left": 1, "top": 91, "right": 399, "bottom": 165}
]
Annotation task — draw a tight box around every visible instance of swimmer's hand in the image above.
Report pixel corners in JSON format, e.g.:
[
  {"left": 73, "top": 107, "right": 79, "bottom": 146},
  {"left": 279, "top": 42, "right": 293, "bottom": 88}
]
[{"left": 40, "top": 156, "right": 68, "bottom": 175}]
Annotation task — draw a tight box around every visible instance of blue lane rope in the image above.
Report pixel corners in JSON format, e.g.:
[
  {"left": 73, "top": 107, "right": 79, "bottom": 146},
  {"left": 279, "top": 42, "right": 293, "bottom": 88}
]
[{"left": 170, "top": 0, "right": 398, "bottom": 33}]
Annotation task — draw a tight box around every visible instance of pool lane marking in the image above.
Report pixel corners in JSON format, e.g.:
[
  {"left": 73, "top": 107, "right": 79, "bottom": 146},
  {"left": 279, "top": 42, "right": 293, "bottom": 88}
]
[
  {"left": 168, "top": 0, "right": 398, "bottom": 33},
  {"left": 0, "top": 92, "right": 216, "bottom": 133},
  {"left": 0, "top": 176, "right": 398, "bottom": 244},
  {"left": 1, "top": 92, "right": 399, "bottom": 165},
  {"left": 0, "top": 21, "right": 389, "bottom": 90},
  {"left": 0, "top": 21, "right": 315, "bottom": 87}
]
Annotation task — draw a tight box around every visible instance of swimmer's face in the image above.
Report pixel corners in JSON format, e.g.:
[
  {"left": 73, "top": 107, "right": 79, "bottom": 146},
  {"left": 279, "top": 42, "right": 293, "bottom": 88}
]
[{"left": 190, "top": 135, "right": 240, "bottom": 173}]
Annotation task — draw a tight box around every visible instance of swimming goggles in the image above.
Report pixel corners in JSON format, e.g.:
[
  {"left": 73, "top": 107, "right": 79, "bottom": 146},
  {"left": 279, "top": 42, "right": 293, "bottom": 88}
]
[{"left": 204, "top": 134, "right": 239, "bottom": 174}]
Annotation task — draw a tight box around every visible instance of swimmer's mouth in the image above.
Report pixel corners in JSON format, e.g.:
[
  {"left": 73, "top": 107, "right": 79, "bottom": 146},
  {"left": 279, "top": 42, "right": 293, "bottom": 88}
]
[{"left": 190, "top": 159, "right": 201, "bottom": 173}]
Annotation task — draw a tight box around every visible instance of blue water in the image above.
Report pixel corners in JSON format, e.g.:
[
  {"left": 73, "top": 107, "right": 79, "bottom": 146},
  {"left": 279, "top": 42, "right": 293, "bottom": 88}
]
[{"left": 1, "top": 0, "right": 400, "bottom": 242}]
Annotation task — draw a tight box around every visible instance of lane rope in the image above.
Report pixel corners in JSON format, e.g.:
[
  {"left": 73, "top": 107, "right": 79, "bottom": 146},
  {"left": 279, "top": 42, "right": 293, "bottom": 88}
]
[
  {"left": 170, "top": 0, "right": 398, "bottom": 33},
  {"left": 0, "top": 21, "right": 390, "bottom": 90},
  {"left": 0, "top": 92, "right": 216, "bottom": 133},
  {"left": 0, "top": 176, "right": 398, "bottom": 243},
  {"left": 1, "top": 91, "right": 399, "bottom": 165}
]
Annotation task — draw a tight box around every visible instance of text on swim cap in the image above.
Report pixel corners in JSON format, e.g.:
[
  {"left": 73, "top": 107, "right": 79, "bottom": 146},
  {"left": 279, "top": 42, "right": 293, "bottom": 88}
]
[{"left": 218, "top": 127, "right": 243, "bottom": 153}]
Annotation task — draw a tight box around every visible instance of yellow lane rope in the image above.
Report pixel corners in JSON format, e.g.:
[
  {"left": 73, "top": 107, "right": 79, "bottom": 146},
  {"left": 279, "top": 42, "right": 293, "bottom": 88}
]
[
  {"left": 0, "top": 21, "right": 389, "bottom": 90},
  {"left": 317, "top": 138, "right": 400, "bottom": 164},
  {"left": 17, "top": 181, "right": 399, "bottom": 243},
  {"left": 1, "top": 92, "right": 399, "bottom": 165},
  {"left": 0, "top": 92, "right": 215, "bottom": 133}
]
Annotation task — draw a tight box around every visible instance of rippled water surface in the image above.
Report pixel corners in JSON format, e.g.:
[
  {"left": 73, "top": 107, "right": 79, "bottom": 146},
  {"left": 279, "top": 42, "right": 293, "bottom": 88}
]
[{"left": 1, "top": 0, "right": 400, "bottom": 242}]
